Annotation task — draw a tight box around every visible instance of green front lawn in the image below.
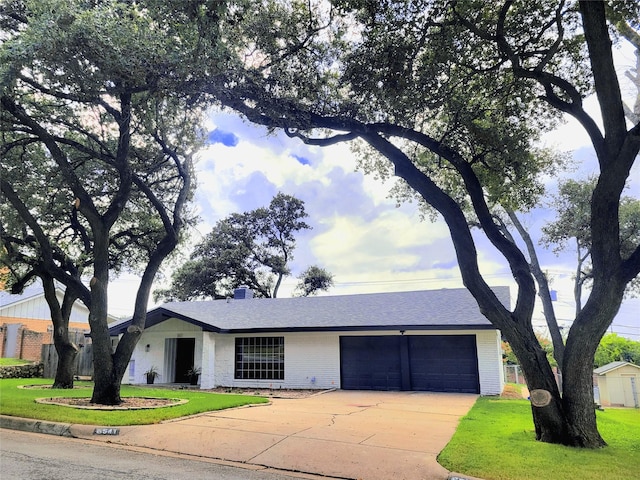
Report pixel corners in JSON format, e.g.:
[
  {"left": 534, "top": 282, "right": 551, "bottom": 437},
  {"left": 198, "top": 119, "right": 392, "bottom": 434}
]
[
  {"left": 438, "top": 397, "right": 640, "bottom": 480},
  {"left": 0, "top": 358, "right": 31, "bottom": 366},
  {"left": 0, "top": 378, "right": 268, "bottom": 426}
]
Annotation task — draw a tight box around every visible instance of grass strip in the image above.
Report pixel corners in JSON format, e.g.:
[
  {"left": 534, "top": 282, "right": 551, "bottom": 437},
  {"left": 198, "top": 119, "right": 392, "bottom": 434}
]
[
  {"left": 0, "top": 358, "right": 31, "bottom": 366},
  {"left": 438, "top": 396, "right": 640, "bottom": 480},
  {"left": 0, "top": 378, "right": 268, "bottom": 426}
]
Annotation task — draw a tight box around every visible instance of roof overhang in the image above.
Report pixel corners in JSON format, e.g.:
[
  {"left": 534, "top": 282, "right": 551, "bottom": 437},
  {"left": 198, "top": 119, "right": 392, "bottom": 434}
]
[
  {"left": 108, "top": 307, "right": 222, "bottom": 336},
  {"left": 594, "top": 362, "right": 640, "bottom": 375},
  {"left": 108, "top": 307, "right": 498, "bottom": 336},
  {"left": 217, "top": 324, "right": 498, "bottom": 334}
]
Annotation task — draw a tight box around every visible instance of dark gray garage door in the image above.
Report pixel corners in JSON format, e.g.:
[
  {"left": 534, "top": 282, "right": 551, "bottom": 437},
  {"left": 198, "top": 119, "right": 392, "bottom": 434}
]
[{"left": 340, "top": 335, "right": 480, "bottom": 393}]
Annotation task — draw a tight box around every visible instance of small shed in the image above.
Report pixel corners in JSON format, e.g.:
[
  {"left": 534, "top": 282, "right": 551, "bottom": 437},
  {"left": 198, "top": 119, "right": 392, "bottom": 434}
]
[{"left": 593, "top": 361, "right": 640, "bottom": 408}]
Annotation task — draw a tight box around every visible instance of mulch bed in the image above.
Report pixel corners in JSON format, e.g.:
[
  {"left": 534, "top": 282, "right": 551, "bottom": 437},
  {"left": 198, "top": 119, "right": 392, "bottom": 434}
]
[
  {"left": 28, "top": 384, "right": 329, "bottom": 410},
  {"left": 200, "top": 387, "right": 329, "bottom": 399},
  {"left": 24, "top": 383, "right": 329, "bottom": 410},
  {"left": 36, "top": 396, "right": 186, "bottom": 409}
]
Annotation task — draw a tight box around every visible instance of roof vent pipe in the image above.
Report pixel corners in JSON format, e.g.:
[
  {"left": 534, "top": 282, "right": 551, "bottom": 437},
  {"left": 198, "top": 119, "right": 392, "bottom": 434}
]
[{"left": 233, "top": 286, "right": 253, "bottom": 300}]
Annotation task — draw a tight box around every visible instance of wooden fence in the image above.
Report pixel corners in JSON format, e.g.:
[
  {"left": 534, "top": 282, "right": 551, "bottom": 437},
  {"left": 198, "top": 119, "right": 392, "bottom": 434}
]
[{"left": 41, "top": 343, "right": 94, "bottom": 379}]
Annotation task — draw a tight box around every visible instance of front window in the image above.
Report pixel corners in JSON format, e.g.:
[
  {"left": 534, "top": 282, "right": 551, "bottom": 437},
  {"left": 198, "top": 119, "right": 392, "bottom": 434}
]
[{"left": 235, "top": 337, "right": 284, "bottom": 380}]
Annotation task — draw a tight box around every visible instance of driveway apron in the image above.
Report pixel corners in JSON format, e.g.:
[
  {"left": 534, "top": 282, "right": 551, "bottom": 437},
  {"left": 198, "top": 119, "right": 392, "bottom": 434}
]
[{"left": 71, "top": 390, "right": 477, "bottom": 480}]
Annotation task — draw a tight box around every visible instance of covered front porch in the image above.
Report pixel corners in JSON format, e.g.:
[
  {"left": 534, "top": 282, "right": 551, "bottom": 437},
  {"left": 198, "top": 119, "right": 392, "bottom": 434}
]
[{"left": 122, "top": 318, "right": 210, "bottom": 388}]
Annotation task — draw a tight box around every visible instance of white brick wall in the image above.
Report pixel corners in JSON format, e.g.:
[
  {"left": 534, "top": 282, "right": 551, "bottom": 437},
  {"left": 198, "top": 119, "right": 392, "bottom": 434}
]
[
  {"left": 211, "top": 333, "right": 342, "bottom": 389},
  {"left": 201, "top": 332, "right": 216, "bottom": 389},
  {"left": 283, "top": 334, "right": 341, "bottom": 389},
  {"left": 474, "top": 329, "right": 504, "bottom": 395},
  {"left": 127, "top": 319, "right": 504, "bottom": 394}
]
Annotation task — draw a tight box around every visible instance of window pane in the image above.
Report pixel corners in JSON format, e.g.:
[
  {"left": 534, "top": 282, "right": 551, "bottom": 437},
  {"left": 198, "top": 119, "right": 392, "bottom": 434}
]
[{"left": 234, "top": 337, "right": 284, "bottom": 380}]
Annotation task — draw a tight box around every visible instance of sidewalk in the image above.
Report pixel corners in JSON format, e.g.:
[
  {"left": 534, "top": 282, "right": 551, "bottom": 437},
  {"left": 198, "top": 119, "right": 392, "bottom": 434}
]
[{"left": 1, "top": 390, "right": 482, "bottom": 480}]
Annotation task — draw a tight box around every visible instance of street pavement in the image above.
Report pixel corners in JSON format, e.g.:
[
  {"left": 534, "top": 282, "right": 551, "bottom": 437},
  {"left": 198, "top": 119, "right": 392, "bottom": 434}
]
[
  {"left": 1, "top": 429, "right": 306, "bottom": 480},
  {"left": 1, "top": 390, "right": 482, "bottom": 480}
]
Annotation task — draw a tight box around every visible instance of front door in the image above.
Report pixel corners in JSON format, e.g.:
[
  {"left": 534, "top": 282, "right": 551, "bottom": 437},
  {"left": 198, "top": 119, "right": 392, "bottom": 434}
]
[{"left": 174, "top": 338, "right": 195, "bottom": 383}]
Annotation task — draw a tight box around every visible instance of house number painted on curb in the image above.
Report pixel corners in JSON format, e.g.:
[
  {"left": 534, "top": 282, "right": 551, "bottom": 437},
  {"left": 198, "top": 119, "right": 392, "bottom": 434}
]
[{"left": 94, "top": 428, "right": 120, "bottom": 435}]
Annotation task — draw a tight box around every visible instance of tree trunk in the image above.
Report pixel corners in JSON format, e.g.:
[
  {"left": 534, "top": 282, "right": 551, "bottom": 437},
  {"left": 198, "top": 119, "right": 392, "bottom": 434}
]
[
  {"left": 573, "top": 240, "right": 588, "bottom": 318},
  {"left": 563, "top": 364, "right": 605, "bottom": 448},
  {"left": 483, "top": 283, "right": 609, "bottom": 447},
  {"left": 41, "top": 275, "right": 78, "bottom": 389},
  {"left": 88, "top": 213, "right": 185, "bottom": 404},
  {"left": 389, "top": 135, "right": 605, "bottom": 446},
  {"left": 88, "top": 230, "right": 124, "bottom": 405},
  {"left": 89, "top": 274, "right": 123, "bottom": 405},
  {"left": 497, "top": 317, "right": 571, "bottom": 443},
  {"left": 499, "top": 316, "right": 605, "bottom": 447},
  {"left": 91, "top": 371, "right": 123, "bottom": 405},
  {"left": 272, "top": 272, "right": 283, "bottom": 298},
  {"left": 559, "top": 283, "right": 625, "bottom": 448},
  {"left": 52, "top": 335, "right": 79, "bottom": 389}
]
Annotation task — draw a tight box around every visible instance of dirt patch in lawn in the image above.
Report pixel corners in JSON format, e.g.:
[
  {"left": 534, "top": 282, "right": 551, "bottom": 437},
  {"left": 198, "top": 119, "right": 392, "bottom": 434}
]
[
  {"left": 36, "top": 397, "right": 187, "bottom": 410},
  {"left": 501, "top": 384, "right": 530, "bottom": 399},
  {"left": 19, "top": 384, "right": 92, "bottom": 389},
  {"left": 200, "top": 387, "right": 333, "bottom": 399}
]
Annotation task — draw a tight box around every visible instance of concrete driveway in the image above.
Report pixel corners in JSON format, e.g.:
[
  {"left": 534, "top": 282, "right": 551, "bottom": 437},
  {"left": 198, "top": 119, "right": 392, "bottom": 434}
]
[{"left": 69, "top": 390, "right": 477, "bottom": 480}]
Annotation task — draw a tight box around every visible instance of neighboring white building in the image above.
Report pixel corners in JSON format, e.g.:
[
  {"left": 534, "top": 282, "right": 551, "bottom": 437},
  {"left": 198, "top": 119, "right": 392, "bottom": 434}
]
[
  {"left": 594, "top": 361, "right": 640, "bottom": 408},
  {"left": 0, "top": 281, "right": 92, "bottom": 325},
  {"left": 1, "top": 280, "right": 119, "bottom": 360},
  {"left": 109, "top": 287, "right": 508, "bottom": 395}
]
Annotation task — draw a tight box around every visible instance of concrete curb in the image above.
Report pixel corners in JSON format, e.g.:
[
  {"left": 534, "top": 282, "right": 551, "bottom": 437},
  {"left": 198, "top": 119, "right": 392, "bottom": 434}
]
[
  {"left": 448, "top": 472, "right": 486, "bottom": 480},
  {"left": 1, "top": 414, "right": 73, "bottom": 437}
]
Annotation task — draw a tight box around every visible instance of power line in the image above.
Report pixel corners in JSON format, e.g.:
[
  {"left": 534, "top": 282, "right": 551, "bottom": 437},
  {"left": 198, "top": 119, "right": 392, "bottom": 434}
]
[
  {"left": 613, "top": 324, "right": 640, "bottom": 330},
  {"left": 330, "top": 273, "right": 516, "bottom": 287}
]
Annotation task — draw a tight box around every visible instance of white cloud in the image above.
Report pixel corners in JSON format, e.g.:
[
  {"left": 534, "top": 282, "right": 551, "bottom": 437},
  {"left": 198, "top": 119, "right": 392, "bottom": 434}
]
[{"left": 311, "top": 211, "right": 433, "bottom": 273}]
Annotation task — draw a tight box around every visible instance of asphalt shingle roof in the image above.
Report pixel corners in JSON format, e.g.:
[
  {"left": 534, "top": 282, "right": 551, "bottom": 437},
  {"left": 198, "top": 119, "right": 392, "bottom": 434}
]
[
  {"left": 109, "top": 287, "right": 509, "bottom": 335},
  {"left": 0, "top": 281, "right": 49, "bottom": 309},
  {"left": 593, "top": 361, "right": 640, "bottom": 375}
]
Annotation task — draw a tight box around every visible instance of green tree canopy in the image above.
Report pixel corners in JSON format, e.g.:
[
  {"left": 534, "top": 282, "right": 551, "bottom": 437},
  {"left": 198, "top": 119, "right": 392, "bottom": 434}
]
[
  {"left": 542, "top": 178, "right": 640, "bottom": 315},
  {"left": 293, "top": 265, "right": 334, "bottom": 297},
  {"left": 594, "top": 334, "right": 640, "bottom": 367},
  {"left": 155, "top": 193, "right": 333, "bottom": 301}
]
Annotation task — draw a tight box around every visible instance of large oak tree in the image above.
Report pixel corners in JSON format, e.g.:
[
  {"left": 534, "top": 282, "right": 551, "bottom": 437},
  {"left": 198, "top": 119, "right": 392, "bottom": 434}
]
[
  {"left": 194, "top": 0, "right": 640, "bottom": 447},
  {"left": 1, "top": 138, "right": 88, "bottom": 387},
  {"left": 0, "top": 0, "right": 224, "bottom": 403},
  {"left": 155, "top": 193, "right": 333, "bottom": 300}
]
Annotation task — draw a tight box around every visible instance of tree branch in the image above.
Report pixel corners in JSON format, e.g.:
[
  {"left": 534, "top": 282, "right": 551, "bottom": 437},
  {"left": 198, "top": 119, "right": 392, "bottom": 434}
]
[
  {"left": 1, "top": 95, "right": 100, "bottom": 223},
  {"left": 579, "top": 0, "right": 627, "bottom": 153}
]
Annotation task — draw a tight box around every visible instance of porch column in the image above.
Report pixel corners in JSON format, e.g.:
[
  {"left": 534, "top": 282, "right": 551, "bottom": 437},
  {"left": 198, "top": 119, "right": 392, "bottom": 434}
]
[{"left": 201, "top": 332, "right": 216, "bottom": 389}]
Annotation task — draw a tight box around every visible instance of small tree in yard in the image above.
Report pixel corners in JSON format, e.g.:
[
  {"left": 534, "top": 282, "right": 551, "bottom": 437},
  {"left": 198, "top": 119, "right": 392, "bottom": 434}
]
[
  {"left": 293, "top": 266, "right": 334, "bottom": 297},
  {"left": 192, "top": 0, "right": 640, "bottom": 447},
  {"left": 1, "top": 141, "right": 88, "bottom": 388},
  {"left": 543, "top": 178, "right": 640, "bottom": 315},
  {"left": 155, "top": 193, "right": 334, "bottom": 301},
  {"left": 594, "top": 334, "right": 640, "bottom": 368},
  {"left": 0, "top": 0, "right": 229, "bottom": 403}
]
